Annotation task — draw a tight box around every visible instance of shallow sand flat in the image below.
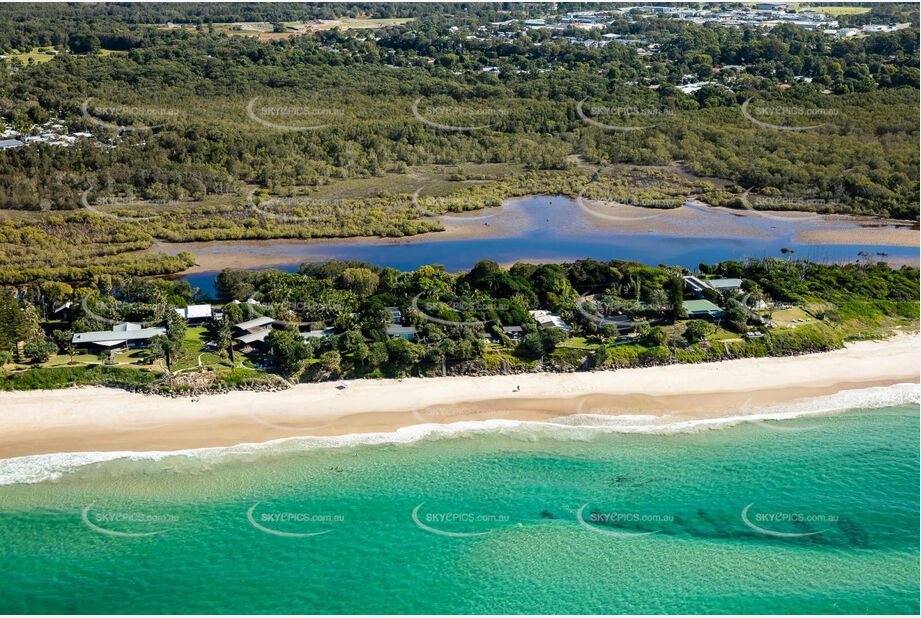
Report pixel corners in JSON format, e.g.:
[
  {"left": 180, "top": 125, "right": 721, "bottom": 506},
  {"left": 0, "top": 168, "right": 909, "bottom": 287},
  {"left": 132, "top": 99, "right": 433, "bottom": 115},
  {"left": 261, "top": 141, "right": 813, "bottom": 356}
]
[
  {"left": 796, "top": 225, "right": 919, "bottom": 248},
  {"left": 0, "top": 335, "right": 917, "bottom": 459},
  {"left": 158, "top": 198, "right": 919, "bottom": 274}
]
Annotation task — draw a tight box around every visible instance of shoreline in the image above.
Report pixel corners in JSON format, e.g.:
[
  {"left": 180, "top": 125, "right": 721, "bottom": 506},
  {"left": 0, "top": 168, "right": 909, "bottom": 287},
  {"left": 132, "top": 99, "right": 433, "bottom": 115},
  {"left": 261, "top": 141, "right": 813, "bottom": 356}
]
[
  {"left": 1, "top": 335, "right": 918, "bottom": 460},
  {"left": 153, "top": 197, "right": 920, "bottom": 274}
]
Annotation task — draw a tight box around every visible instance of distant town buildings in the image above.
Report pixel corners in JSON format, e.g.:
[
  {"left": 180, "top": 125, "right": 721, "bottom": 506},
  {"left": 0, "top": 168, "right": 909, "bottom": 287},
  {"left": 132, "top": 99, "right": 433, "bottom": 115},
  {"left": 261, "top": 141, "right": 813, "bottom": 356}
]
[
  {"left": 485, "top": 4, "right": 905, "bottom": 42},
  {"left": 0, "top": 115, "right": 96, "bottom": 151}
]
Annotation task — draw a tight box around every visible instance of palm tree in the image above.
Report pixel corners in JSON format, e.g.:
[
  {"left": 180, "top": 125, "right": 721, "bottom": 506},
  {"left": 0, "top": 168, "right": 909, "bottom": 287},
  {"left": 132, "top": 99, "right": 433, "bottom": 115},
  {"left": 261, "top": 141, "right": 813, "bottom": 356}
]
[
  {"left": 218, "top": 318, "right": 236, "bottom": 366},
  {"left": 150, "top": 335, "right": 181, "bottom": 372}
]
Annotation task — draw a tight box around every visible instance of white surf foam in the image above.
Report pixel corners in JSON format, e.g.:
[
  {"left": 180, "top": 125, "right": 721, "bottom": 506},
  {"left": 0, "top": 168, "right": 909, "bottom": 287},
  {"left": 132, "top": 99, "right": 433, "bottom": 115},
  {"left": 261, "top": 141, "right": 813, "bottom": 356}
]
[{"left": 1, "top": 382, "right": 917, "bottom": 487}]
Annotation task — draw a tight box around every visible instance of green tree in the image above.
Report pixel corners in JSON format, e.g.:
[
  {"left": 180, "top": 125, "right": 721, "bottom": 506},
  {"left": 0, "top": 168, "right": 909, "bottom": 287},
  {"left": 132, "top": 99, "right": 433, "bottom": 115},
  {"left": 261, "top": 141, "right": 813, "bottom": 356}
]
[
  {"left": 339, "top": 267, "right": 380, "bottom": 297},
  {"left": 684, "top": 320, "right": 714, "bottom": 344},
  {"left": 647, "top": 326, "right": 668, "bottom": 347},
  {"left": 367, "top": 341, "right": 389, "bottom": 368},
  {"left": 52, "top": 329, "right": 75, "bottom": 363},
  {"left": 0, "top": 288, "right": 27, "bottom": 353},
  {"left": 319, "top": 350, "right": 342, "bottom": 376},
  {"left": 592, "top": 343, "right": 610, "bottom": 368},
  {"left": 67, "top": 32, "right": 100, "bottom": 54},
  {"left": 667, "top": 276, "right": 687, "bottom": 322},
  {"left": 268, "top": 328, "right": 309, "bottom": 376},
  {"left": 217, "top": 318, "right": 236, "bottom": 365},
  {"left": 150, "top": 335, "right": 181, "bottom": 372},
  {"left": 24, "top": 338, "right": 57, "bottom": 364}
]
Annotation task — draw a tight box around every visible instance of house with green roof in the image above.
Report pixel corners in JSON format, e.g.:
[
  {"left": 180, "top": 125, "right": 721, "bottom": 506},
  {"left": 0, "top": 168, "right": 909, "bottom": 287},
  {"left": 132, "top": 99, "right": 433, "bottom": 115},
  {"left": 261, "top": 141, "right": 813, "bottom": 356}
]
[{"left": 682, "top": 299, "right": 726, "bottom": 320}]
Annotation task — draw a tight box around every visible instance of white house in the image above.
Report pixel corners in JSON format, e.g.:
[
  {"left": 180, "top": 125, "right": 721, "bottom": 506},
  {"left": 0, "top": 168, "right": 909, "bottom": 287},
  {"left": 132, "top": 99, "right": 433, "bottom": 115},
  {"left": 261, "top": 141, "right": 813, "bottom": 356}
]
[
  {"left": 529, "top": 310, "right": 572, "bottom": 332},
  {"left": 174, "top": 304, "right": 213, "bottom": 323},
  {"left": 72, "top": 322, "right": 166, "bottom": 350}
]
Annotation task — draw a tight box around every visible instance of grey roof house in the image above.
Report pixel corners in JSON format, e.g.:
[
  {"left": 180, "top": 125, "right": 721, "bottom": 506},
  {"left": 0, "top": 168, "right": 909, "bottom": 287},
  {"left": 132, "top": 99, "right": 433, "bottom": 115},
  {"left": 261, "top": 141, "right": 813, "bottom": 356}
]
[
  {"left": 72, "top": 322, "right": 166, "bottom": 349},
  {"left": 386, "top": 325, "right": 417, "bottom": 340}
]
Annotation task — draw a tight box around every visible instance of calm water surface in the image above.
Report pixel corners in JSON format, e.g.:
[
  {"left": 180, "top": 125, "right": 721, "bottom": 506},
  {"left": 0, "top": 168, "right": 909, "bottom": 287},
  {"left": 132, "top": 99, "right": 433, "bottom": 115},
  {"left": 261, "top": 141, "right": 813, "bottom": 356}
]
[{"left": 176, "top": 196, "right": 918, "bottom": 298}]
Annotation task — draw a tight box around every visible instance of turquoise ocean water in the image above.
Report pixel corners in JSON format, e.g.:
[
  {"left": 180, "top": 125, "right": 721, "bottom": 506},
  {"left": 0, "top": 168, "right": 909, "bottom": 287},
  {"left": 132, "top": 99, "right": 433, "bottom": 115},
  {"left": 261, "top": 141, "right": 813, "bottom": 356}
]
[{"left": 0, "top": 390, "right": 918, "bottom": 614}]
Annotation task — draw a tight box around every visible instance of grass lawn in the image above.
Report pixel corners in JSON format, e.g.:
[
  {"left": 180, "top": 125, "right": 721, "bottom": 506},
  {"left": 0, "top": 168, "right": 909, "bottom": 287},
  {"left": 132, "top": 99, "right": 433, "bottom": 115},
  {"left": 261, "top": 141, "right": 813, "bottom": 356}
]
[
  {"left": 770, "top": 307, "right": 816, "bottom": 328},
  {"left": 168, "top": 326, "right": 211, "bottom": 371},
  {"left": 309, "top": 17, "right": 414, "bottom": 31},
  {"left": 5, "top": 47, "right": 58, "bottom": 64},
  {"left": 800, "top": 5, "right": 871, "bottom": 16},
  {"left": 705, "top": 327, "right": 744, "bottom": 342},
  {"left": 558, "top": 336, "right": 597, "bottom": 350},
  {"left": 42, "top": 353, "right": 100, "bottom": 367},
  {"left": 170, "top": 17, "right": 413, "bottom": 41},
  {"left": 41, "top": 349, "right": 152, "bottom": 369},
  {"left": 170, "top": 325, "right": 240, "bottom": 374}
]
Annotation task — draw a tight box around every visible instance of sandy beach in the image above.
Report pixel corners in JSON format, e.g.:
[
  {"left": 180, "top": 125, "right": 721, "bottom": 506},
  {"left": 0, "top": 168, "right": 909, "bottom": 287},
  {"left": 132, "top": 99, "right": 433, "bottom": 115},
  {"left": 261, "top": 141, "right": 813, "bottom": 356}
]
[{"left": 1, "top": 335, "right": 917, "bottom": 459}]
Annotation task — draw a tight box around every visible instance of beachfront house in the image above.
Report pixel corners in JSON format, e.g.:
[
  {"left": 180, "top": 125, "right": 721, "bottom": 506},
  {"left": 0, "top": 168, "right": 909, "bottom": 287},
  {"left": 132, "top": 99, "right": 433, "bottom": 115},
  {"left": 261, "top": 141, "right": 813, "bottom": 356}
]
[
  {"left": 302, "top": 327, "right": 335, "bottom": 340},
  {"left": 234, "top": 315, "right": 274, "bottom": 352},
  {"left": 385, "top": 306, "right": 402, "bottom": 324},
  {"left": 174, "top": 304, "right": 213, "bottom": 325},
  {"left": 502, "top": 325, "right": 524, "bottom": 341},
  {"left": 72, "top": 321, "right": 167, "bottom": 352},
  {"left": 684, "top": 275, "right": 743, "bottom": 298},
  {"left": 492, "top": 325, "right": 524, "bottom": 344},
  {"left": 707, "top": 278, "right": 743, "bottom": 292},
  {"left": 682, "top": 299, "right": 727, "bottom": 321},
  {"left": 386, "top": 325, "right": 417, "bottom": 340},
  {"left": 529, "top": 310, "right": 572, "bottom": 332}
]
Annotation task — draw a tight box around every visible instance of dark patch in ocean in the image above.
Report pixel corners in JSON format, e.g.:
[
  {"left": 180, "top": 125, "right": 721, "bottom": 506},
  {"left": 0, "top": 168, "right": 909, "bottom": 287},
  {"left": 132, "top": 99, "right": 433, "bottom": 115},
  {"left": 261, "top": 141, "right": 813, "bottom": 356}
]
[
  {"left": 582, "top": 507, "right": 869, "bottom": 548},
  {"left": 836, "top": 516, "right": 871, "bottom": 549},
  {"left": 604, "top": 475, "right": 666, "bottom": 488}
]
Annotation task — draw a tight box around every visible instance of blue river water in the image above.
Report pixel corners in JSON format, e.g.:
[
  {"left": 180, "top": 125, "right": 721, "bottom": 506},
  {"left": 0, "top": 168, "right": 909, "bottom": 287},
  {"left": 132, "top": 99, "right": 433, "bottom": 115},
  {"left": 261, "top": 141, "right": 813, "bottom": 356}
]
[{"left": 178, "top": 196, "right": 918, "bottom": 299}]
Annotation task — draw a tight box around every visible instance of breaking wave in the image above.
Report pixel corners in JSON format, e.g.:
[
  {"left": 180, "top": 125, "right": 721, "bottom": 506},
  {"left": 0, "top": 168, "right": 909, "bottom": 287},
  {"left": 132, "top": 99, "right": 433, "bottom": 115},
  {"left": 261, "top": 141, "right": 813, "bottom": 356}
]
[{"left": 1, "top": 383, "right": 917, "bottom": 486}]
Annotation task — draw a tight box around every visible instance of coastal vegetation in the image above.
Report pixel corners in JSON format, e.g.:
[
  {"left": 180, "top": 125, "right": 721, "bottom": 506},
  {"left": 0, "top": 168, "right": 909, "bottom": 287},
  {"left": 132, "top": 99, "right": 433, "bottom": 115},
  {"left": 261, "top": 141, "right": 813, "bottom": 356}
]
[
  {"left": 0, "top": 256, "right": 916, "bottom": 391},
  {"left": 0, "top": 3, "right": 918, "bottom": 282},
  {"left": 0, "top": 4, "right": 916, "bottom": 389}
]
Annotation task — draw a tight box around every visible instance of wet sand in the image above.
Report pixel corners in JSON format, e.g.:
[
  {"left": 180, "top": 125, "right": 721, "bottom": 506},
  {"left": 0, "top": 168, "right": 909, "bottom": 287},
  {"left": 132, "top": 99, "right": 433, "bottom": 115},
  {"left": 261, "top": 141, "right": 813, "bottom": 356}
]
[
  {"left": 157, "top": 198, "right": 919, "bottom": 274},
  {"left": 796, "top": 226, "right": 919, "bottom": 248}
]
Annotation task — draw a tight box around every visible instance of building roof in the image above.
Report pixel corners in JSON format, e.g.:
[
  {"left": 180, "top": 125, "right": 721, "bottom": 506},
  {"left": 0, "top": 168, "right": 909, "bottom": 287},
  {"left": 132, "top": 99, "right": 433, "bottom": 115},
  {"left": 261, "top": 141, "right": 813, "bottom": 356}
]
[
  {"left": 73, "top": 326, "right": 166, "bottom": 344},
  {"left": 529, "top": 309, "right": 571, "bottom": 330},
  {"left": 502, "top": 325, "right": 524, "bottom": 333},
  {"left": 386, "top": 325, "right": 417, "bottom": 336},
  {"left": 707, "top": 278, "right": 743, "bottom": 290},
  {"left": 235, "top": 316, "right": 274, "bottom": 331},
  {"left": 302, "top": 328, "right": 335, "bottom": 339},
  {"left": 175, "top": 304, "right": 212, "bottom": 320},
  {"left": 683, "top": 275, "right": 710, "bottom": 294},
  {"left": 235, "top": 327, "right": 272, "bottom": 344},
  {"left": 0, "top": 139, "right": 24, "bottom": 150},
  {"left": 683, "top": 299, "right": 726, "bottom": 316},
  {"left": 112, "top": 322, "right": 142, "bottom": 332}
]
